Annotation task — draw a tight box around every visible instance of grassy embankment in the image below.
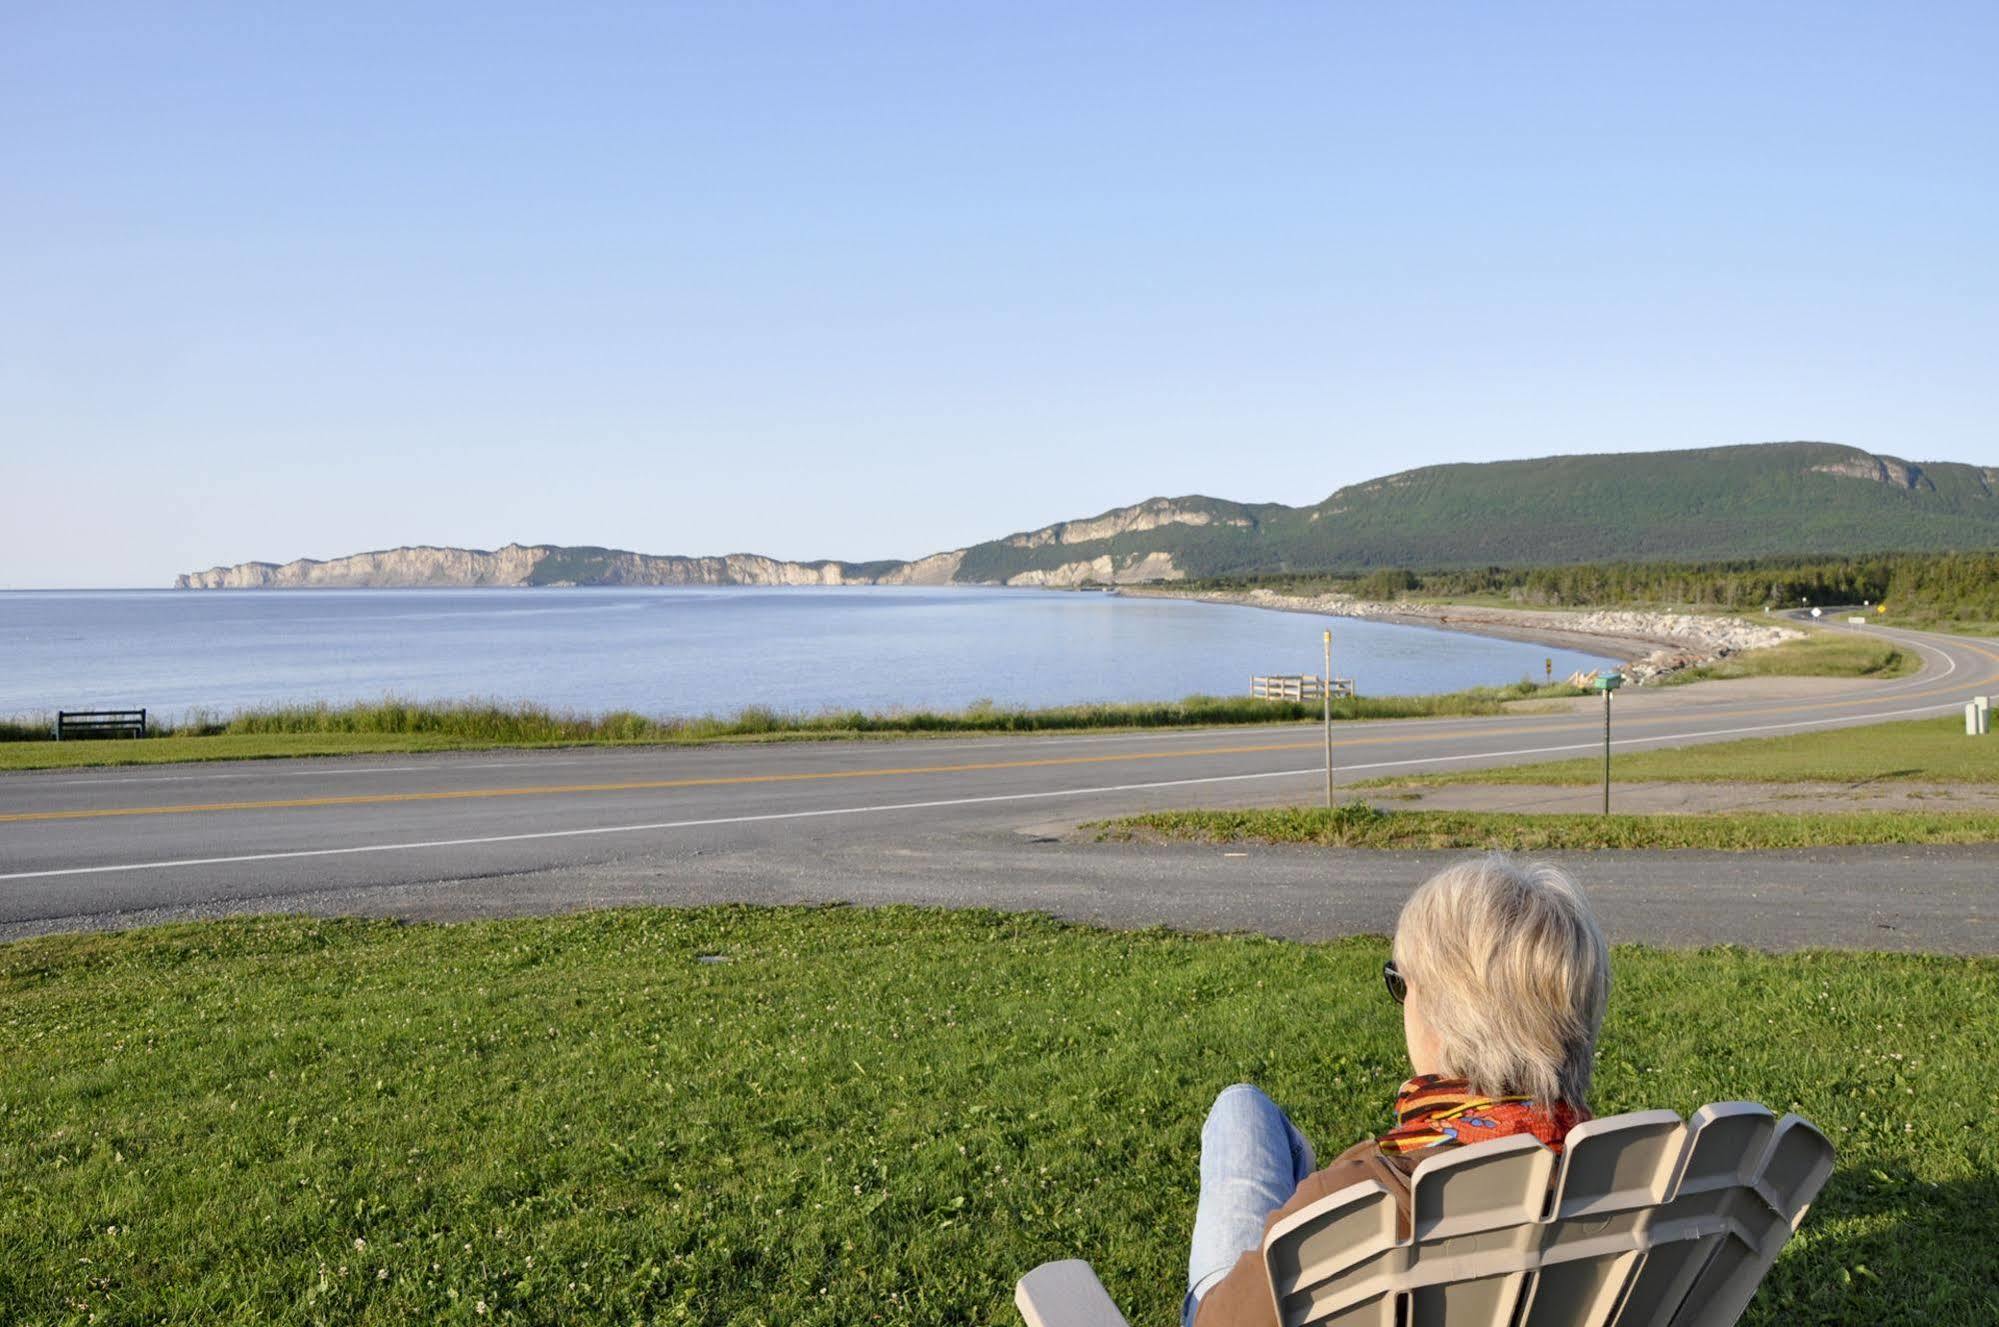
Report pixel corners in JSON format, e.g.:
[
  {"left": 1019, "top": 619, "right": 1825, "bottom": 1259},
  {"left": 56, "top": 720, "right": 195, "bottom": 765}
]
[
  {"left": 1099, "top": 802, "right": 1999, "bottom": 851},
  {"left": 3, "top": 907, "right": 1991, "bottom": 1325},
  {"left": 1655, "top": 631, "right": 1914, "bottom": 684},
  {"left": 0, "top": 684, "right": 1585, "bottom": 772}
]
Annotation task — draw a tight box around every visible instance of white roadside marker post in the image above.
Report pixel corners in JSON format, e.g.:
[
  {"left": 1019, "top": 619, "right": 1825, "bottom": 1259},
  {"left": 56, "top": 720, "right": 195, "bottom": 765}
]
[
  {"left": 1978, "top": 696, "right": 1991, "bottom": 735},
  {"left": 1968, "top": 702, "right": 1981, "bottom": 736}
]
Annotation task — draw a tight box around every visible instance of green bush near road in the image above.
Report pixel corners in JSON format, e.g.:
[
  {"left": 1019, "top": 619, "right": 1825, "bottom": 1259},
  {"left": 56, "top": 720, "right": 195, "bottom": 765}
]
[
  {"left": 1, "top": 908, "right": 1991, "bottom": 1325},
  {"left": 1098, "top": 803, "right": 1999, "bottom": 850}
]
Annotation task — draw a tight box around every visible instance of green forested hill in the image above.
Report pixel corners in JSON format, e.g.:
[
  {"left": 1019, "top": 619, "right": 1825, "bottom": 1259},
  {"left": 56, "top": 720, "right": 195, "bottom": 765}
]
[
  {"left": 177, "top": 442, "right": 1999, "bottom": 590},
  {"left": 954, "top": 442, "right": 1999, "bottom": 580}
]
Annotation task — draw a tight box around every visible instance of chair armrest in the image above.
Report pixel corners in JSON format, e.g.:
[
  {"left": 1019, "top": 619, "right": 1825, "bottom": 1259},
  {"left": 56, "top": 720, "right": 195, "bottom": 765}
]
[{"left": 1015, "top": 1259, "right": 1133, "bottom": 1327}]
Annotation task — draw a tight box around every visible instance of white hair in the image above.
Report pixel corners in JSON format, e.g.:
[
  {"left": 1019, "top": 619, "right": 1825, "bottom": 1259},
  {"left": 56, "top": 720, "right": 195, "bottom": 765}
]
[{"left": 1391, "top": 853, "right": 1610, "bottom": 1108}]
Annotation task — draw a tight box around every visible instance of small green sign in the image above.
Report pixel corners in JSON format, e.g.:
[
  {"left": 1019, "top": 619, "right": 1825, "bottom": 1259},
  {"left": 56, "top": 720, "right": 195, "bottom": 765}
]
[{"left": 1595, "top": 673, "right": 1625, "bottom": 691}]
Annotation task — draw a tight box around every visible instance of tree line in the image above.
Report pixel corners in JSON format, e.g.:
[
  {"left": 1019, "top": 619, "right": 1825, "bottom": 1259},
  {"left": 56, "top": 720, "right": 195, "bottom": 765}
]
[{"left": 1192, "top": 551, "right": 1999, "bottom": 622}]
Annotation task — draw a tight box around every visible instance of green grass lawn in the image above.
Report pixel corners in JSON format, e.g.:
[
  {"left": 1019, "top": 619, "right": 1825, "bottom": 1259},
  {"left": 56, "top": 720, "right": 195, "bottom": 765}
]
[
  {"left": 1098, "top": 803, "right": 1999, "bottom": 850},
  {"left": 1361, "top": 716, "right": 1999, "bottom": 788},
  {"left": 2, "top": 908, "right": 1992, "bottom": 1325}
]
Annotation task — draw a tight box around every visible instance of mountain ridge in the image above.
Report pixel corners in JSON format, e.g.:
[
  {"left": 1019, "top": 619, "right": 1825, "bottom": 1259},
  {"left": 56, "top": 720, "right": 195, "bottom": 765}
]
[{"left": 175, "top": 441, "right": 1999, "bottom": 589}]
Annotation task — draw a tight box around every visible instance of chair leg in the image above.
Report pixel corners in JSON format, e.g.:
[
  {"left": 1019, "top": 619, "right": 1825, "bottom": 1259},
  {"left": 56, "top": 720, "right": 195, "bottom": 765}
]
[{"left": 1015, "top": 1260, "right": 1134, "bottom": 1327}]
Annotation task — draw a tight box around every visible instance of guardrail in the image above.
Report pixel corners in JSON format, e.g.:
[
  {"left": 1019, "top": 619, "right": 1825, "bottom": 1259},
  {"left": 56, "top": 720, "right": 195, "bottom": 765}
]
[{"left": 1250, "top": 675, "right": 1354, "bottom": 702}]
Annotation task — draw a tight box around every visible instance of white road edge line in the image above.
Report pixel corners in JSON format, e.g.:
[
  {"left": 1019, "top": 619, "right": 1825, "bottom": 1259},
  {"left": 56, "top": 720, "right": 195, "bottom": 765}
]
[
  {"left": 0, "top": 767, "right": 1327, "bottom": 881},
  {"left": 2, "top": 693, "right": 1973, "bottom": 883}
]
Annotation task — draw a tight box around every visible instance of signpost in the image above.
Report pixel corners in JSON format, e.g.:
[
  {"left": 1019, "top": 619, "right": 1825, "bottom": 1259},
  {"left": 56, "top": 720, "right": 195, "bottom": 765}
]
[
  {"left": 1595, "top": 672, "right": 1624, "bottom": 814},
  {"left": 1323, "top": 629, "right": 1334, "bottom": 809}
]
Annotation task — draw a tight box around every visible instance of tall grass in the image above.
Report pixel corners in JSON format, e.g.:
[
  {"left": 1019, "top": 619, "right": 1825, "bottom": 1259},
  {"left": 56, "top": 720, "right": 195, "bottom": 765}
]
[
  {"left": 0, "top": 715, "right": 56, "bottom": 741},
  {"left": 0, "top": 681, "right": 1583, "bottom": 747}
]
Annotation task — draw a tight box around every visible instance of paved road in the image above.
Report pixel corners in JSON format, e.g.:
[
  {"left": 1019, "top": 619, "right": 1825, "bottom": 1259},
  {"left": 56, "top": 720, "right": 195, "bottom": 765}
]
[{"left": 4, "top": 621, "right": 1996, "bottom": 949}]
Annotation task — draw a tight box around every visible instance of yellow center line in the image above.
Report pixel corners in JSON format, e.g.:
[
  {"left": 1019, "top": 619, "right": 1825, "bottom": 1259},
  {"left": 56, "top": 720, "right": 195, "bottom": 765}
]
[
  {"left": 0, "top": 740, "right": 1331, "bottom": 823},
  {"left": 7, "top": 632, "right": 1995, "bottom": 826}
]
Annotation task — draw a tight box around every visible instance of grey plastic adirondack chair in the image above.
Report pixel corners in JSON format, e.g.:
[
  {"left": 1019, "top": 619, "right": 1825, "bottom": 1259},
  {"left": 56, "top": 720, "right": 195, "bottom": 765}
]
[{"left": 1016, "top": 1102, "right": 1832, "bottom": 1327}]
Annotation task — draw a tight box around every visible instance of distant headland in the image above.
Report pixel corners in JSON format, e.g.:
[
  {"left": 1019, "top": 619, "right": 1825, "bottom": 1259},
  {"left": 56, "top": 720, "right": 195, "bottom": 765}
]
[{"left": 176, "top": 441, "right": 1999, "bottom": 589}]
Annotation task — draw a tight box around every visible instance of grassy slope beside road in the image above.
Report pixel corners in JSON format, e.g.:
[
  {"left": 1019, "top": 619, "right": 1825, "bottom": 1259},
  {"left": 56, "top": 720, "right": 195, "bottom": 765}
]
[
  {"left": 1361, "top": 716, "right": 1998, "bottom": 788},
  {"left": 3, "top": 908, "right": 1992, "bottom": 1325},
  {"left": 1657, "top": 631, "right": 1913, "bottom": 684},
  {"left": 1099, "top": 803, "right": 1999, "bottom": 850},
  {"left": 0, "top": 686, "right": 1587, "bottom": 771}
]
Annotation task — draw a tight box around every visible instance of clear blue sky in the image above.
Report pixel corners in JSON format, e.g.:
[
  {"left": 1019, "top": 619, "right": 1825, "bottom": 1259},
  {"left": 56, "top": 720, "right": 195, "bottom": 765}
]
[{"left": 4, "top": 3, "right": 1994, "bottom": 587}]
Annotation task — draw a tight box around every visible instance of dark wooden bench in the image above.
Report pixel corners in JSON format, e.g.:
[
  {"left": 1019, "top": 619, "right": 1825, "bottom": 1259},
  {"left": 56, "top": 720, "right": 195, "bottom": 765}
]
[{"left": 56, "top": 709, "right": 148, "bottom": 740}]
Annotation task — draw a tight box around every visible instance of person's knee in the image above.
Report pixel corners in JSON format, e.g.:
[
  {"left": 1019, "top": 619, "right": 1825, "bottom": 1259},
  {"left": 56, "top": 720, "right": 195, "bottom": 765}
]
[{"left": 1203, "top": 1082, "right": 1275, "bottom": 1140}]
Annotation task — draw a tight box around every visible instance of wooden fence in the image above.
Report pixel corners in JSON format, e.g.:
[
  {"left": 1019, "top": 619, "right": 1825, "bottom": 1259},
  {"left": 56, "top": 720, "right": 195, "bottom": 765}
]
[{"left": 1250, "top": 675, "right": 1355, "bottom": 702}]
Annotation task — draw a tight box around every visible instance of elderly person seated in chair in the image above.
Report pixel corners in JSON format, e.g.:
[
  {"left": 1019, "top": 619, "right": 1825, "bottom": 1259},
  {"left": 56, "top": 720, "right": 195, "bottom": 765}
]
[{"left": 1185, "top": 853, "right": 1610, "bottom": 1327}]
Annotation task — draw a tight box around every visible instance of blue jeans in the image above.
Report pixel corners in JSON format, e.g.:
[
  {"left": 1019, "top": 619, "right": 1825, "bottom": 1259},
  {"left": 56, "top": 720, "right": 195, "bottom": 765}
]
[{"left": 1184, "top": 1084, "right": 1317, "bottom": 1327}]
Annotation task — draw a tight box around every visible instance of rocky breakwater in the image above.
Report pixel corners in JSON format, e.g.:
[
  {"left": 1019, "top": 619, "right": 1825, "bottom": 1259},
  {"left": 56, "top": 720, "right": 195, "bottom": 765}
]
[
  {"left": 1543, "top": 611, "right": 1799, "bottom": 683},
  {"left": 1133, "top": 588, "right": 1801, "bottom": 684},
  {"left": 1559, "top": 611, "right": 1802, "bottom": 684}
]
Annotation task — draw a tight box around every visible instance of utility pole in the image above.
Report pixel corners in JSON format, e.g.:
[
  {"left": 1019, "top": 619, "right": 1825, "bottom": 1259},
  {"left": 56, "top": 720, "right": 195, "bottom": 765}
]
[{"left": 1323, "top": 629, "right": 1334, "bottom": 810}]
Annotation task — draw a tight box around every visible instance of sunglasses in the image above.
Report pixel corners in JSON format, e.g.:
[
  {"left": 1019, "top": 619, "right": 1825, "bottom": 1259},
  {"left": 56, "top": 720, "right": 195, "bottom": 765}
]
[{"left": 1382, "top": 960, "right": 1407, "bottom": 1005}]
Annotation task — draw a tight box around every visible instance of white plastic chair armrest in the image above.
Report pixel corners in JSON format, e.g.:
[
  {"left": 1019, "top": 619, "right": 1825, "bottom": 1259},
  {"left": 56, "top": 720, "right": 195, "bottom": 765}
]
[{"left": 1015, "top": 1259, "right": 1133, "bottom": 1327}]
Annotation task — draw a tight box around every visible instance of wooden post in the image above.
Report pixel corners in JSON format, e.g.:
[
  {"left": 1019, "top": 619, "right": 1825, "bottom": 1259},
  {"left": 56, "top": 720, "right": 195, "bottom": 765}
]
[
  {"left": 1323, "top": 630, "right": 1334, "bottom": 809},
  {"left": 1603, "top": 687, "right": 1612, "bottom": 815}
]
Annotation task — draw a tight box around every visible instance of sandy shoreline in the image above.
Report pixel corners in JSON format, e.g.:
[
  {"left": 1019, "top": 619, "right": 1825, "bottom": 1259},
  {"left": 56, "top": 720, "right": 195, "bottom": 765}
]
[{"left": 1120, "top": 586, "right": 1800, "bottom": 680}]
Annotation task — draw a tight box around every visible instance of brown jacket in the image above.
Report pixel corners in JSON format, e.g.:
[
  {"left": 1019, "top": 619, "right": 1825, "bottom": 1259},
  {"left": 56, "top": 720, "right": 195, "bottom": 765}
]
[{"left": 1191, "top": 1140, "right": 1418, "bottom": 1327}]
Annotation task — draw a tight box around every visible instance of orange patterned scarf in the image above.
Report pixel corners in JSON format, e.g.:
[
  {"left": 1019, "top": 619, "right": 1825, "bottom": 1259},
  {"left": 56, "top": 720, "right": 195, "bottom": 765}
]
[{"left": 1375, "top": 1074, "right": 1587, "bottom": 1157}]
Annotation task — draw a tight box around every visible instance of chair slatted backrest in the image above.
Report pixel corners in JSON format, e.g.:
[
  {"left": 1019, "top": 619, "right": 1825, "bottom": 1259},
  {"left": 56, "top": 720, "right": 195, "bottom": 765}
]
[{"left": 1261, "top": 1103, "right": 1832, "bottom": 1327}]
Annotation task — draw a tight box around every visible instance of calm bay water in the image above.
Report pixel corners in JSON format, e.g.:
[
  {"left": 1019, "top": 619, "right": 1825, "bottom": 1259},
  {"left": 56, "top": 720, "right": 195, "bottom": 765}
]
[{"left": 0, "top": 587, "right": 1616, "bottom": 721}]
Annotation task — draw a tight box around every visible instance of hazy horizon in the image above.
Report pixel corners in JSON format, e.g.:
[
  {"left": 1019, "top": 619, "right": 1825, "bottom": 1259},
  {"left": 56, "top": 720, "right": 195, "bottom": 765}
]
[{"left": 6, "top": 4, "right": 1995, "bottom": 588}]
